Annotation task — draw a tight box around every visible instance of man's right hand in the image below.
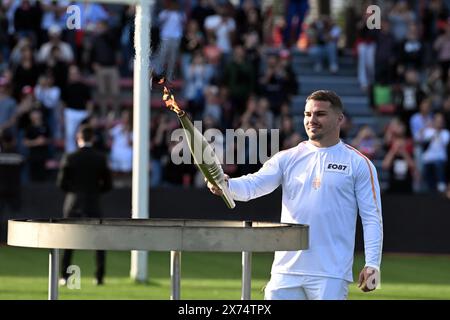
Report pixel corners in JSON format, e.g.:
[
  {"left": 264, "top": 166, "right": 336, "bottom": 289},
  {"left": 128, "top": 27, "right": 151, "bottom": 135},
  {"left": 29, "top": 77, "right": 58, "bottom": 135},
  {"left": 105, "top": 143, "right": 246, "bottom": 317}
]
[{"left": 205, "top": 174, "right": 230, "bottom": 196}]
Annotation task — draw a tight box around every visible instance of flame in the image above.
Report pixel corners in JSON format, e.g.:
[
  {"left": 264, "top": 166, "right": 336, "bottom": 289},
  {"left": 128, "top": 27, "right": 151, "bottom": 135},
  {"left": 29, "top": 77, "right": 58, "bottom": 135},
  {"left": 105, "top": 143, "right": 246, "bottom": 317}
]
[
  {"left": 162, "top": 87, "right": 183, "bottom": 115},
  {"left": 159, "top": 77, "right": 183, "bottom": 116}
]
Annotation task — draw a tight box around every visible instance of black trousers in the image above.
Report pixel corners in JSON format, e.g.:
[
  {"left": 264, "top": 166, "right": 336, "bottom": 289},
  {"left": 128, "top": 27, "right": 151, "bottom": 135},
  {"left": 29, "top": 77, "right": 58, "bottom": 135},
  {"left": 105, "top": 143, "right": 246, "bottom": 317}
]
[{"left": 61, "top": 249, "right": 106, "bottom": 281}]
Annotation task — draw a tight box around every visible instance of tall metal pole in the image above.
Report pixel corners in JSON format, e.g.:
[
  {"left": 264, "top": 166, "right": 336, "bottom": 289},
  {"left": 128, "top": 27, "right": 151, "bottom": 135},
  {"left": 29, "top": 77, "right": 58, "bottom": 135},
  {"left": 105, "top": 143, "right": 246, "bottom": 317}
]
[
  {"left": 130, "top": 0, "right": 152, "bottom": 282},
  {"left": 170, "top": 251, "right": 181, "bottom": 300},
  {"left": 48, "top": 249, "right": 59, "bottom": 300},
  {"left": 241, "top": 221, "right": 252, "bottom": 300}
]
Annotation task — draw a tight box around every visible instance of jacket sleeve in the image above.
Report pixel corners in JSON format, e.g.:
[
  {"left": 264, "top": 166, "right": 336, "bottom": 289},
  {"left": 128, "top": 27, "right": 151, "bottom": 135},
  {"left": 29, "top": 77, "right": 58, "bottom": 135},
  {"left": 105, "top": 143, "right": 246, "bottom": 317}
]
[
  {"left": 100, "top": 155, "right": 113, "bottom": 193},
  {"left": 354, "top": 158, "right": 384, "bottom": 271},
  {"left": 56, "top": 154, "right": 71, "bottom": 192},
  {"left": 228, "top": 152, "right": 284, "bottom": 202}
]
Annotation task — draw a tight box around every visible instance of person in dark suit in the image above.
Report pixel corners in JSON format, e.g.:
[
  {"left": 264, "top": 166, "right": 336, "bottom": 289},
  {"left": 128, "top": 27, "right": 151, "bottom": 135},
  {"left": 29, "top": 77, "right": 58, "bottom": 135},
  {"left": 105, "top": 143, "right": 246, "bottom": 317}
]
[{"left": 57, "top": 124, "right": 113, "bottom": 285}]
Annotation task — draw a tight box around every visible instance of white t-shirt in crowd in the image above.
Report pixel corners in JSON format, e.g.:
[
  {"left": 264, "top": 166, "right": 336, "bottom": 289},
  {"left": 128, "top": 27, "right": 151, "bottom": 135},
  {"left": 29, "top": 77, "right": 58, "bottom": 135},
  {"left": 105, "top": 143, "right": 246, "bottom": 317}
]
[
  {"left": 204, "top": 15, "right": 236, "bottom": 54},
  {"left": 159, "top": 9, "right": 185, "bottom": 40},
  {"left": 421, "top": 128, "right": 450, "bottom": 163},
  {"left": 109, "top": 124, "right": 133, "bottom": 172}
]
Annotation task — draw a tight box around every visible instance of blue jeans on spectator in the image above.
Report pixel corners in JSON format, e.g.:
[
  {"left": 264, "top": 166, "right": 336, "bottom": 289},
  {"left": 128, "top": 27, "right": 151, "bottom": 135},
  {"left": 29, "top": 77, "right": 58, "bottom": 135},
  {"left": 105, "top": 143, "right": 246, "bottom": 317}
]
[
  {"left": 283, "top": 0, "right": 310, "bottom": 47},
  {"left": 150, "top": 159, "right": 162, "bottom": 187},
  {"left": 309, "top": 42, "right": 338, "bottom": 72},
  {"left": 424, "top": 161, "right": 447, "bottom": 192}
]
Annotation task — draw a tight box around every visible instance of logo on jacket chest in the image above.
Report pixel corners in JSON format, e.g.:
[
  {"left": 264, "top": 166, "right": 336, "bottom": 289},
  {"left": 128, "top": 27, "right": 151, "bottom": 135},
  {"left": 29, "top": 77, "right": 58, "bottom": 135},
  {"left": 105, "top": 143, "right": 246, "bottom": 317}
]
[{"left": 325, "top": 162, "right": 350, "bottom": 174}]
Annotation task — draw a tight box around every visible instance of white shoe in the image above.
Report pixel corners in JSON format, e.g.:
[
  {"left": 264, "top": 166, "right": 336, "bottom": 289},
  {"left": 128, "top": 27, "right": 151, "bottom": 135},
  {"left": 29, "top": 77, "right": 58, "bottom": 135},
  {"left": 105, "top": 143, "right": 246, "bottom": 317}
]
[
  {"left": 438, "top": 182, "right": 446, "bottom": 193},
  {"left": 330, "top": 64, "right": 339, "bottom": 74}
]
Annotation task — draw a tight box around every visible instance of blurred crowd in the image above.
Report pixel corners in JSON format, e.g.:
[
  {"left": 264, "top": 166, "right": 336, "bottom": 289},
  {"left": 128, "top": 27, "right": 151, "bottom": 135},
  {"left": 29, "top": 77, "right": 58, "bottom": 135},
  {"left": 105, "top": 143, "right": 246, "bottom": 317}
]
[
  {"left": 0, "top": 0, "right": 450, "bottom": 210},
  {"left": 350, "top": 0, "right": 450, "bottom": 195}
]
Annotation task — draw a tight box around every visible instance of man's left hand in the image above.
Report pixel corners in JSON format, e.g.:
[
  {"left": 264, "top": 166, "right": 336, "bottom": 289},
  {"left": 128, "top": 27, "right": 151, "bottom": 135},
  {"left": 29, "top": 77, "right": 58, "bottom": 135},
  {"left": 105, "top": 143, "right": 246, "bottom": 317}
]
[{"left": 358, "top": 267, "right": 379, "bottom": 292}]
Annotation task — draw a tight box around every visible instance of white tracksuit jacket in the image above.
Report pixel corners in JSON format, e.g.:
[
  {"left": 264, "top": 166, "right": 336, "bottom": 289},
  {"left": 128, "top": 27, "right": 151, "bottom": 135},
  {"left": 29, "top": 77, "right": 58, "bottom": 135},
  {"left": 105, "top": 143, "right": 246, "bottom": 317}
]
[{"left": 228, "top": 140, "right": 383, "bottom": 282}]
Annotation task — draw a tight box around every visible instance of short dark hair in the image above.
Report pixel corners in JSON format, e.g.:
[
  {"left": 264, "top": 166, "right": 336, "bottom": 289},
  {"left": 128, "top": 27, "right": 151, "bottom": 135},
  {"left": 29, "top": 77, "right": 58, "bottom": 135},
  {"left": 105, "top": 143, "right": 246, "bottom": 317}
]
[
  {"left": 306, "top": 90, "right": 344, "bottom": 113},
  {"left": 77, "top": 124, "right": 94, "bottom": 143}
]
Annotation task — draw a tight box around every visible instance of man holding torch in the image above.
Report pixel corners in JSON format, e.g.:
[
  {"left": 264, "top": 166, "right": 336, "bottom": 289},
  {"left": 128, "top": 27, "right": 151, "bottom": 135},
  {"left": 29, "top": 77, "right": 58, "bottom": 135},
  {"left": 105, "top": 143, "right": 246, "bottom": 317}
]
[{"left": 207, "top": 90, "right": 383, "bottom": 300}]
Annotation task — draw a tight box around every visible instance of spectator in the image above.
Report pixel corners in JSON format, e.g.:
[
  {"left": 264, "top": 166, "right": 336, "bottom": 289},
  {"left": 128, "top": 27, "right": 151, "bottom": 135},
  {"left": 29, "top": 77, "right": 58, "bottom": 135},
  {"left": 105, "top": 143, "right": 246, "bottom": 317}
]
[
  {"left": 40, "top": 0, "right": 70, "bottom": 32},
  {"left": 57, "top": 124, "right": 112, "bottom": 286},
  {"left": 9, "top": 37, "right": 33, "bottom": 68},
  {"left": 14, "top": 85, "right": 38, "bottom": 155},
  {"left": 382, "top": 119, "right": 416, "bottom": 193},
  {"left": 397, "top": 24, "right": 424, "bottom": 72},
  {"left": 279, "top": 115, "right": 296, "bottom": 150},
  {"left": 23, "top": 108, "right": 50, "bottom": 182},
  {"left": 374, "top": 19, "right": 397, "bottom": 85},
  {"left": 0, "top": 5, "right": 10, "bottom": 61},
  {"left": 422, "top": 0, "right": 449, "bottom": 65},
  {"left": 109, "top": 109, "right": 133, "bottom": 185},
  {"left": 0, "top": 129, "right": 23, "bottom": 214},
  {"left": 203, "top": 33, "right": 222, "bottom": 78},
  {"left": 393, "top": 68, "right": 425, "bottom": 124},
  {"left": 180, "top": 20, "right": 204, "bottom": 78},
  {"left": 37, "top": 24, "right": 74, "bottom": 64},
  {"left": 61, "top": 65, "right": 92, "bottom": 153},
  {"left": 80, "top": 113, "right": 108, "bottom": 154},
  {"left": 356, "top": 7, "right": 377, "bottom": 91},
  {"left": 150, "top": 112, "right": 172, "bottom": 187},
  {"left": 283, "top": 0, "right": 309, "bottom": 48},
  {"left": 204, "top": 2, "right": 236, "bottom": 64},
  {"left": 72, "top": 2, "right": 110, "bottom": 72},
  {"left": 257, "top": 96, "right": 274, "bottom": 130},
  {"left": 222, "top": 45, "right": 256, "bottom": 116},
  {"left": 190, "top": 0, "right": 216, "bottom": 36},
  {"left": 278, "top": 49, "right": 298, "bottom": 97},
  {"left": 153, "top": 0, "right": 186, "bottom": 81},
  {"left": 420, "top": 112, "right": 450, "bottom": 192},
  {"left": 258, "top": 54, "right": 288, "bottom": 116},
  {"left": 184, "top": 52, "right": 213, "bottom": 120},
  {"left": 447, "top": 138, "right": 450, "bottom": 198},
  {"left": 242, "top": 18, "right": 262, "bottom": 81},
  {"left": 410, "top": 98, "right": 434, "bottom": 192},
  {"left": 388, "top": 0, "right": 416, "bottom": 44},
  {"left": 434, "top": 21, "right": 450, "bottom": 83},
  {"left": 351, "top": 125, "right": 381, "bottom": 160},
  {"left": 202, "top": 84, "right": 222, "bottom": 123},
  {"left": 340, "top": 112, "right": 353, "bottom": 142},
  {"left": 422, "top": 66, "right": 445, "bottom": 105},
  {"left": 410, "top": 98, "right": 434, "bottom": 144},
  {"left": 74, "top": 1, "right": 109, "bottom": 30},
  {"left": 307, "top": 16, "right": 341, "bottom": 74},
  {"left": 162, "top": 140, "right": 196, "bottom": 186},
  {"left": 236, "top": 1, "right": 263, "bottom": 45},
  {"left": 34, "top": 73, "right": 60, "bottom": 139},
  {"left": 443, "top": 95, "right": 450, "bottom": 130},
  {"left": 41, "top": 45, "right": 69, "bottom": 91},
  {"left": 0, "top": 77, "right": 16, "bottom": 134},
  {"left": 12, "top": 45, "right": 39, "bottom": 100},
  {"left": 119, "top": 5, "right": 135, "bottom": 77},
  {"left": 13, "top": 0, "right": 42, "bottom": 45},
  {"left": 90, "top": 20, "right": 121, "bottom": 117}
]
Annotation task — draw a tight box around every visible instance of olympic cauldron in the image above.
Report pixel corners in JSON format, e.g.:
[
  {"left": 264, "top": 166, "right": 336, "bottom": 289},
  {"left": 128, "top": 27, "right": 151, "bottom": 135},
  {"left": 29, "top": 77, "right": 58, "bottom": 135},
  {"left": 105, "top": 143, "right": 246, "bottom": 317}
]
[{"left": 7, "top": 218, "right": 309, "bottom": 300}]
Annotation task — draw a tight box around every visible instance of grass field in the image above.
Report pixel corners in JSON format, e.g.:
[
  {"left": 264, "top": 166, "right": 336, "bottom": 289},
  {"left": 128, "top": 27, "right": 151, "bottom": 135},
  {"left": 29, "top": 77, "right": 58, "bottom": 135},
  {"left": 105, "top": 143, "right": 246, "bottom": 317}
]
[{"left": 1, "top": 246, "right": 450, "bottom": 300}]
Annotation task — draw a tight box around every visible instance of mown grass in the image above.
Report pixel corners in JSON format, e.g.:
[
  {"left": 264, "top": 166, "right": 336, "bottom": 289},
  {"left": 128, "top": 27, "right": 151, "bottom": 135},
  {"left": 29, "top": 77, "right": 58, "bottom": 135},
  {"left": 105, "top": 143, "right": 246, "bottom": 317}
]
[{"left": 1, "top": 246, "right": 450, "bottom": 300}]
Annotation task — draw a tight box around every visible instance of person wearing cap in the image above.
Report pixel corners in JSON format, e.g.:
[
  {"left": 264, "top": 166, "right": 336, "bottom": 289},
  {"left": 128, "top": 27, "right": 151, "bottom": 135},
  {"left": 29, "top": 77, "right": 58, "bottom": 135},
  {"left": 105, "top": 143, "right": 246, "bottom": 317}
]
[{"left": 37, "top": 24, "right": 74, "bottom": 64}]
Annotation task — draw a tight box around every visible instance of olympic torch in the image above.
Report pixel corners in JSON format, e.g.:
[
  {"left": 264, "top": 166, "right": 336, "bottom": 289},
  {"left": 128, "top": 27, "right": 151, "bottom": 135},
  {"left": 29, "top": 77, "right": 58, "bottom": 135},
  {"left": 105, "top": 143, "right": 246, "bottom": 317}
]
[{"left": 161, "top": 83, "right": 235, "bottom": 209}]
